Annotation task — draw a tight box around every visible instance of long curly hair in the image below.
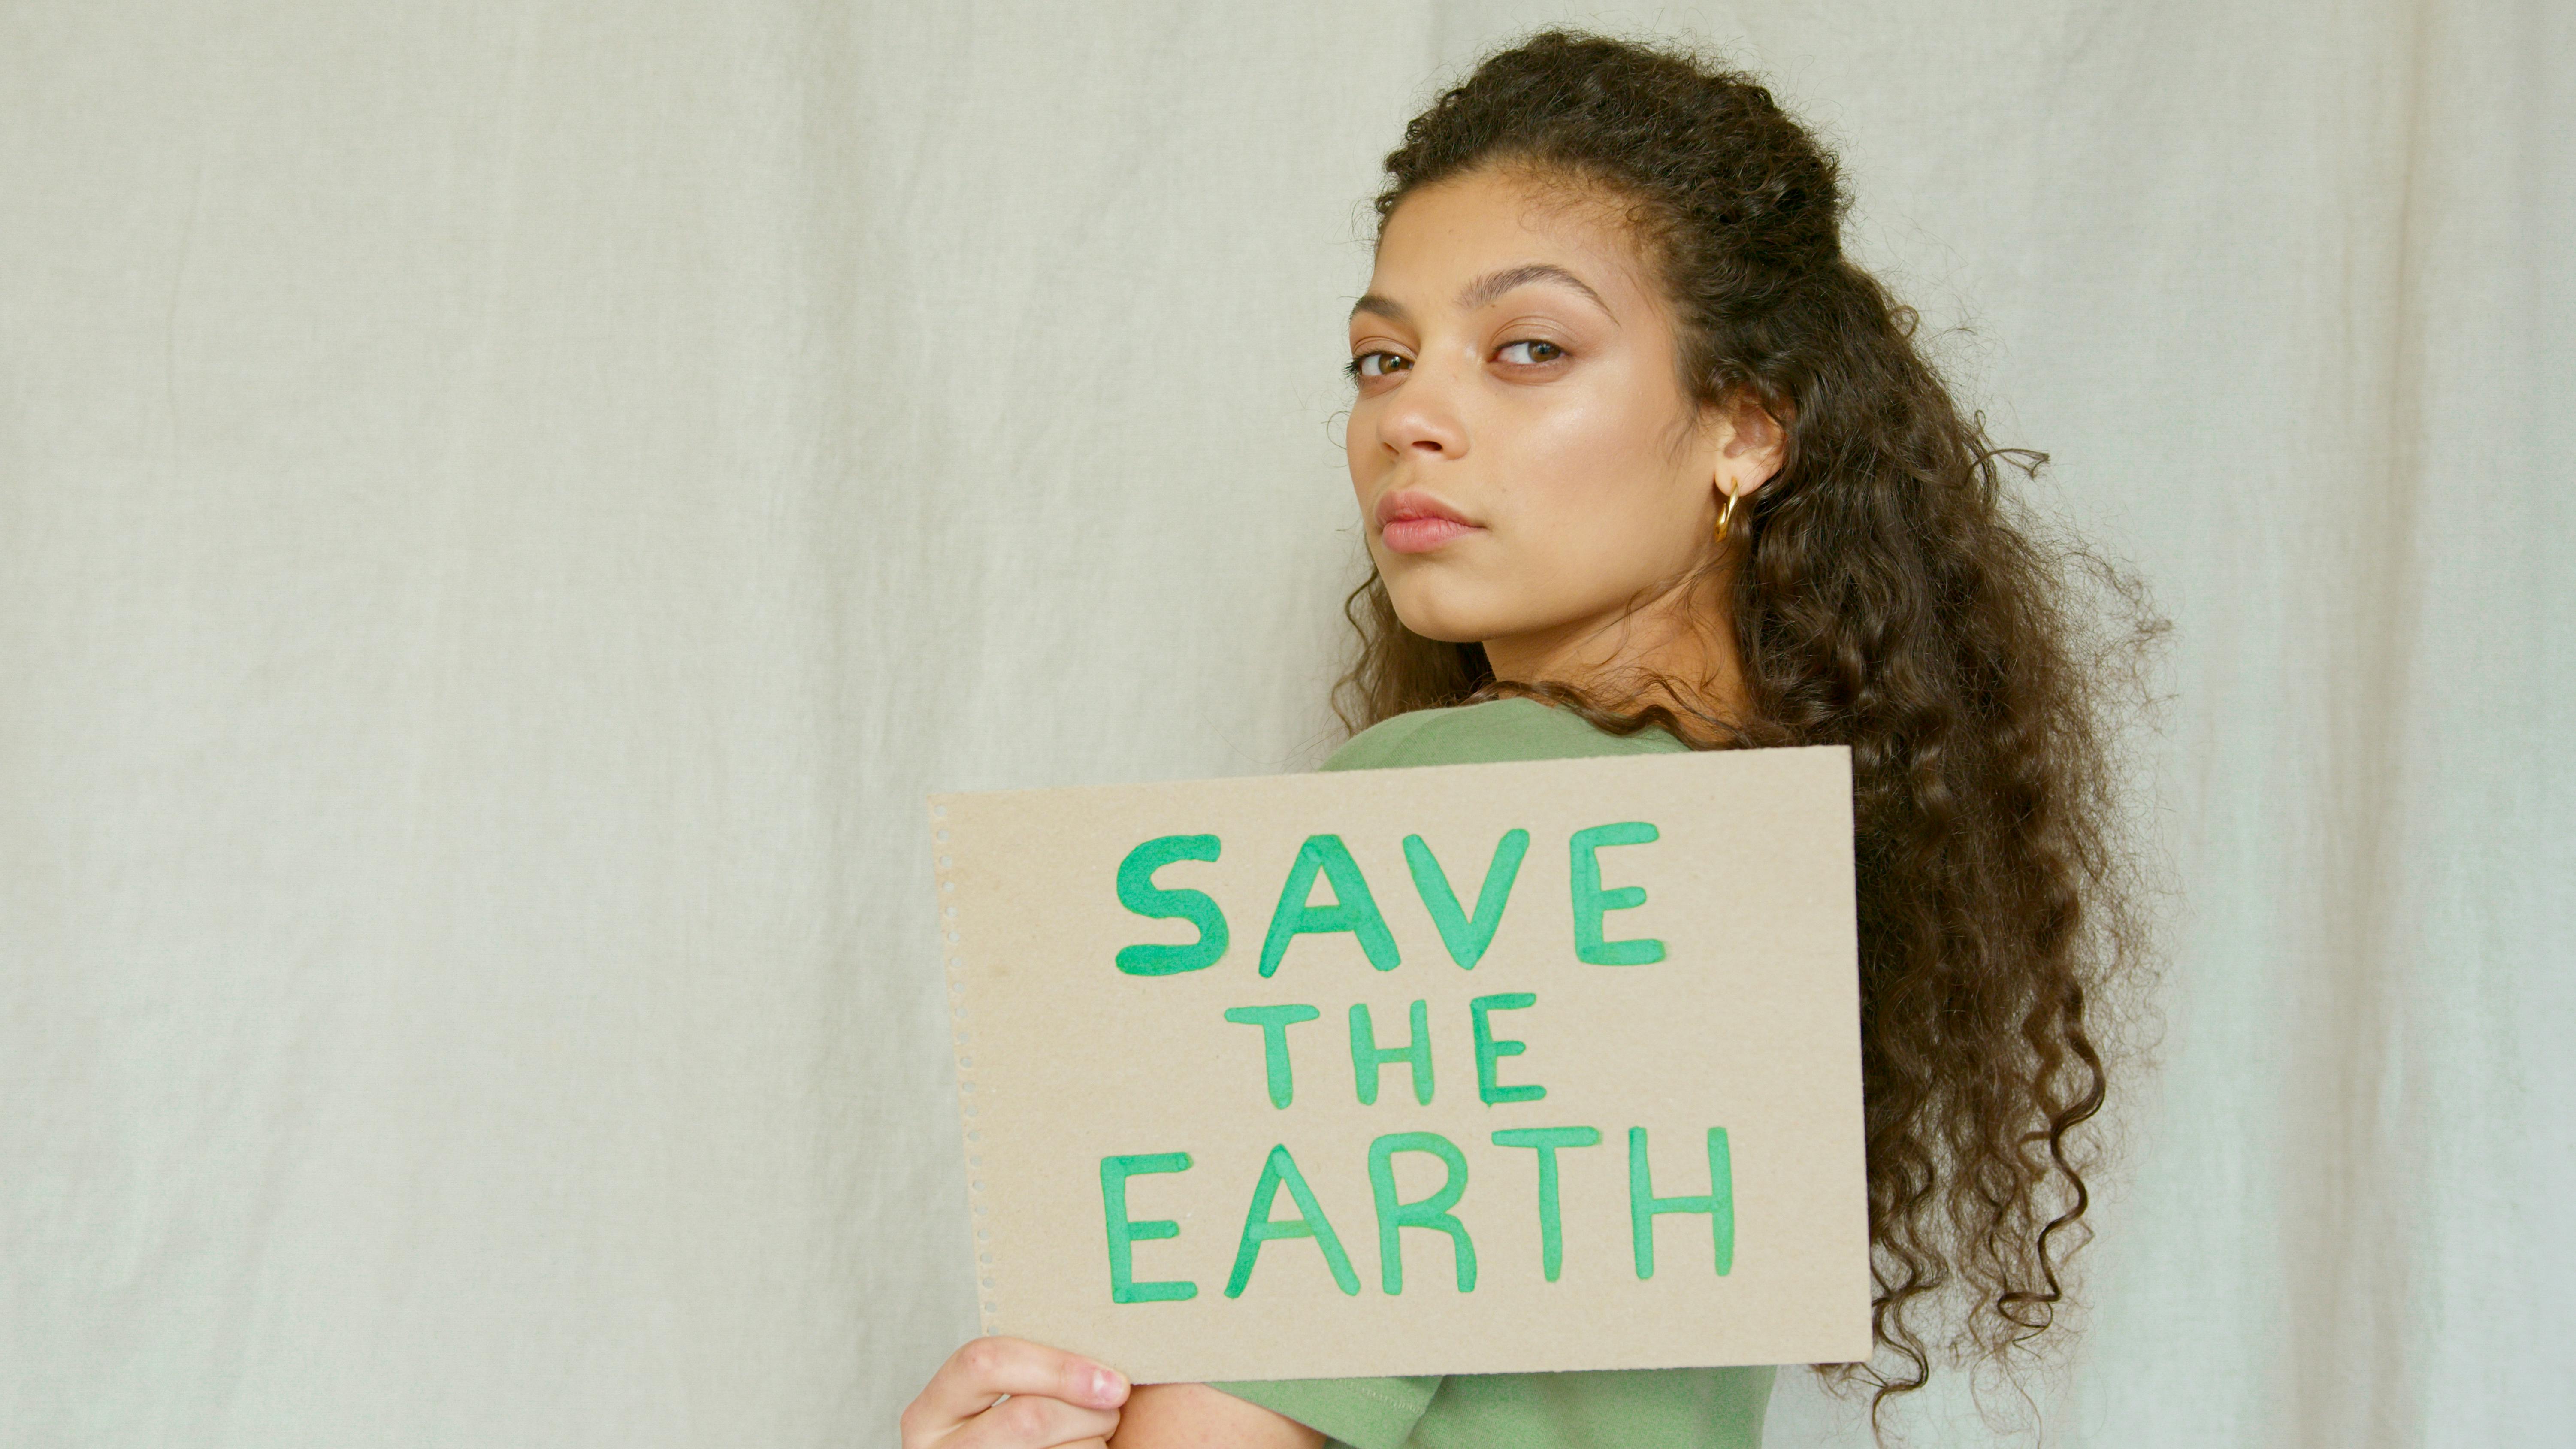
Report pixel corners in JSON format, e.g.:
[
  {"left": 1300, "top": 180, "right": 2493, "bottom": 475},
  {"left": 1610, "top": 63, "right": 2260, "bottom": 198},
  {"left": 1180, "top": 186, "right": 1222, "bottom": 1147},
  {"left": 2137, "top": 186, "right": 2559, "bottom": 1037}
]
[{"left": 1333, "top": 30, "right": 2161, "bottom": 1419}]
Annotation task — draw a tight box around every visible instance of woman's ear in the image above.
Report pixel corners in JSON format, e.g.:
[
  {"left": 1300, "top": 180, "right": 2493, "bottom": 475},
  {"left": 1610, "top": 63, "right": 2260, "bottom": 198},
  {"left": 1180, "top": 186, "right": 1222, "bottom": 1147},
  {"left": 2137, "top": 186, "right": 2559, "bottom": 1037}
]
[{"left": 1711, "top": 388, "right": 1790, "bottom": 499}]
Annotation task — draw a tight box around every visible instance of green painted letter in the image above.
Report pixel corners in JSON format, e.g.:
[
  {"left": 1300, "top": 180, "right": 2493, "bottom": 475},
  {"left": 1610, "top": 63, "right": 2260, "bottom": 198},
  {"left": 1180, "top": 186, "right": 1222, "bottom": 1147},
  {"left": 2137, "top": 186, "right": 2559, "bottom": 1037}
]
[
  {"left": 1368, "top": 1131, "right": 1476, "bottom": 1295},
  {"left": 1225, "top": 1145, "right": 1361, "bottom": 1298},
  {"left": 1627, "top": 1127, "right": 1734, "bottom": 1279},
  {"left": 1224, "top": 1004, "right": 1321, "bottom": 1108},
  {"left": 1403, "top": 828, "right": 1529, "bottom": 969},
  {"left": 1569, "top": 822, "right": 1665, "bottom": 965},
  {"left": 1490, "top": 1127, "right": 1602, "bottom": 1282},
  {"left": 1100, "top": 1153, "right": 1197, "bottom": 1304},
  {"left": 1348, "top": 999, "right": 1434, "bottom": 1106},
  {"left": 1470, "top": 992, "right": 1545, "bottom": 1105},
  {"left": 1260, "top": 835, "right": 1401, "bottom": 977},
  {"left": 1114, "top": 834, "right": 1229, "bottom": 977}
]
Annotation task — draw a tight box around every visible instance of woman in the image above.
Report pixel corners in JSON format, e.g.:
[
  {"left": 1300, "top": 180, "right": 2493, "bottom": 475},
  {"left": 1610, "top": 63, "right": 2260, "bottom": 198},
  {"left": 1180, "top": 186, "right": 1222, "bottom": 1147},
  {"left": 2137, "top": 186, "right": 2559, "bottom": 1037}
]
[{"left": 902, "top": 29, "right": 2150, "bottom": 1449}]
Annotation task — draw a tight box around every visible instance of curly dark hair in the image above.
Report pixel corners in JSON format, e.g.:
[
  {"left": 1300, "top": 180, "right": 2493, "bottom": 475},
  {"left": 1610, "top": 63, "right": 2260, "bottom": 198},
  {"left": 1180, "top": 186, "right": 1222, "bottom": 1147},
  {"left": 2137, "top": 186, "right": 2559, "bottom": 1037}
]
[{"left": 1333, "top": 30, "right": 2161, "bottom": 1421}]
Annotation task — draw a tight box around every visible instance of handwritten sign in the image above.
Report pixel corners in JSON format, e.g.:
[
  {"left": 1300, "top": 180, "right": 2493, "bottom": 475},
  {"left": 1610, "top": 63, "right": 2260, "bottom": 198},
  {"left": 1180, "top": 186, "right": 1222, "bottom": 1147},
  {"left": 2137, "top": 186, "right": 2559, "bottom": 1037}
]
[{"left": 926, "top": 746, "right": 1869, "bottom": 1382}]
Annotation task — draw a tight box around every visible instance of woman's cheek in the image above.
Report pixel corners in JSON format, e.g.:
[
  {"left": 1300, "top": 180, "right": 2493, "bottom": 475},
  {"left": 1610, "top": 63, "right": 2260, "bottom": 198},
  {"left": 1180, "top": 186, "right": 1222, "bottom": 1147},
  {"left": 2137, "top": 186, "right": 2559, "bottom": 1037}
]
[
  {"left": 1343, "top": 402, "right": 1382, "bottom": 493},
  {"left": 1510, "top": 498, "right": 1651, "bottom": 617}
]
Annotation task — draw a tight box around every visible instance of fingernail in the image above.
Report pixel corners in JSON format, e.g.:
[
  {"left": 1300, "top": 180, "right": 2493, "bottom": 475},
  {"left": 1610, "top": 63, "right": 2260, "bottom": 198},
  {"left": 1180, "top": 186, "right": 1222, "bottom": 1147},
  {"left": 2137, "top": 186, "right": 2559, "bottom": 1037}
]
[{"left": 1089, "top": 1366, "right": 1125, "bottom": 1404}]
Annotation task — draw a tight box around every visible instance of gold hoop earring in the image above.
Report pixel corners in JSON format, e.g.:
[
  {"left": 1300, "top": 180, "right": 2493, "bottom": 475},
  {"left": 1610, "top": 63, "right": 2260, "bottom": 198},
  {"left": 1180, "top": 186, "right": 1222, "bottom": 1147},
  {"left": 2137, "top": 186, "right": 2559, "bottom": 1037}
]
[{"left": 1714, "top": 490, "right": 1741, "bottom": 545}]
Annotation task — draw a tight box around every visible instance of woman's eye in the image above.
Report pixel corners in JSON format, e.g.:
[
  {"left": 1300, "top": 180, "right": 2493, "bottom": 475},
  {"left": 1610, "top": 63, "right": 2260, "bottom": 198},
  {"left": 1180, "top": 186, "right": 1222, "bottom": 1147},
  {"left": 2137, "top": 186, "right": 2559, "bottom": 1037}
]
[
  {"left": 1497, "top": 339, "right": 1566, "bottom": 365},
  {"left": 1350, "top": 351, "right": 1410, "bottom": 379}
]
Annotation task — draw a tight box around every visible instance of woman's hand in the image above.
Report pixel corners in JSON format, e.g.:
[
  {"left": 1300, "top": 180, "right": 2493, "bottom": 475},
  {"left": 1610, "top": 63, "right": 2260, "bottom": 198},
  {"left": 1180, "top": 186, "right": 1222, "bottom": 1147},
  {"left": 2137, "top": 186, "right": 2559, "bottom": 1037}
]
[{"left": 900, "top": 1337, "right": 1130, "bottom": 1449}]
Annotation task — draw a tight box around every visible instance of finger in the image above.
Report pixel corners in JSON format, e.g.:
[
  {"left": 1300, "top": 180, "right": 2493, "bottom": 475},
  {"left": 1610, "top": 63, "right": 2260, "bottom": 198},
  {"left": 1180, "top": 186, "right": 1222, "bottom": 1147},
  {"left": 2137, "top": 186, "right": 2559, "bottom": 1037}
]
[
  {"left": 910, "top": 1337, "right": 1128, "bottom": 1429},
  {"left": 945, "top": 1395, "right": 1118, "bottom": 1449}
]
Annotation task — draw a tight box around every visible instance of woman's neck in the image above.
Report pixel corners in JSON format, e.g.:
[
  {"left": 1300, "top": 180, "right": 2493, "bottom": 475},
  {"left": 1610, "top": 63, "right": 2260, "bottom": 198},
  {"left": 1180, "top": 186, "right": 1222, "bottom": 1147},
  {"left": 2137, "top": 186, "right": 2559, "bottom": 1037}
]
[{"left": 1480, "top": 572, "right": 1747, "bottom": 726}]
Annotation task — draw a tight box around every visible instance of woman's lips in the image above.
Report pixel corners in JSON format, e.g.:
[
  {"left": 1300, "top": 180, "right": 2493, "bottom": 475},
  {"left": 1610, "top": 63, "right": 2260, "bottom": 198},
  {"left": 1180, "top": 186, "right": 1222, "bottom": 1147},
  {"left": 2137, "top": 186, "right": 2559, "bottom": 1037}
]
[
  {"left": 1381, "top": 514, "right": 1477, "bottom": 553},
  {"left": 1375, "top": 490, "right": 1481, "bottom": 554}
]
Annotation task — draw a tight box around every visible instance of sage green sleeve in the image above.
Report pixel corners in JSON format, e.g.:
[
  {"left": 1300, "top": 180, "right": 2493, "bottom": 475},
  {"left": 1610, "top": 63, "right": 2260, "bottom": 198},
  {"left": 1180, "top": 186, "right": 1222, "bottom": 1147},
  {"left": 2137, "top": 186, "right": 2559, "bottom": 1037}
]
[
  {"left": 1204, "top": 1375, "right": 1443, "bottom": 1449},
  {"left": 1320, "top": 698, "right": 1687, "bottom": 773}
]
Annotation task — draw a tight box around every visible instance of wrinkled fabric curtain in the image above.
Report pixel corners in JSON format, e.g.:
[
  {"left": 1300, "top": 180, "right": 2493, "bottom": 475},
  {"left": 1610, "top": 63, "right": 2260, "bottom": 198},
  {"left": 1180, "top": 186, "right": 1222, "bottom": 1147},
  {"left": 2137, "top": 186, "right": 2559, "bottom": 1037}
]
[{"left": 3, "top": 2, "right": 2567, "bottom": 1445}]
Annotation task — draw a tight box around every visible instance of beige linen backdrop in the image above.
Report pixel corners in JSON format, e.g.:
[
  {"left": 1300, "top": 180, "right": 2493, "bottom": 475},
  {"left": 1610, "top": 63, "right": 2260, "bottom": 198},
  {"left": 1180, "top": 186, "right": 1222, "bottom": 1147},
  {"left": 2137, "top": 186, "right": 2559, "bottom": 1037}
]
[{"left": 4, "top": 2, "right": 2568, "bottom": 1445}]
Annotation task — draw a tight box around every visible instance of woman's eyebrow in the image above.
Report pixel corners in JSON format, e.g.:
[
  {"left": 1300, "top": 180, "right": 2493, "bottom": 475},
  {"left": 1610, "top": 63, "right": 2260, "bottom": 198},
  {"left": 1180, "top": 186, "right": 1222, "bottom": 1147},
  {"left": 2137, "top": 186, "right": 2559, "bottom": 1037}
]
[
  {"left": 1349, "top": 293, "right": 1413, "bottom": 327},
  {"left": 1348, "top": 263, "right": 1610, "bottom": 328},
  {"left": 1460, "top": 263, "right": 1609, "bottom": 315}
]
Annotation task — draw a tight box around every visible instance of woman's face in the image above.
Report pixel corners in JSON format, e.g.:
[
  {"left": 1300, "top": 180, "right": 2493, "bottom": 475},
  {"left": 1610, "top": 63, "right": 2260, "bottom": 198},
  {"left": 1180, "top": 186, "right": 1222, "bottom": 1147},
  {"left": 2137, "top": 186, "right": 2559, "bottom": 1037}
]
[{"left": 1346, "top": 166, "right": 1734, "bottom": 670}]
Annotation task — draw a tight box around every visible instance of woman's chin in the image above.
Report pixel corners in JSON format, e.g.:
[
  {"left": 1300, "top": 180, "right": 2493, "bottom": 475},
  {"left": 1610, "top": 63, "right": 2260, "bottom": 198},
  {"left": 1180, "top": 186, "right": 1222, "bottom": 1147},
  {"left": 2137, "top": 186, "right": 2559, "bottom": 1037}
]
[{"left": 1385, "top": 591, "right": 1510, "bottom": 649}]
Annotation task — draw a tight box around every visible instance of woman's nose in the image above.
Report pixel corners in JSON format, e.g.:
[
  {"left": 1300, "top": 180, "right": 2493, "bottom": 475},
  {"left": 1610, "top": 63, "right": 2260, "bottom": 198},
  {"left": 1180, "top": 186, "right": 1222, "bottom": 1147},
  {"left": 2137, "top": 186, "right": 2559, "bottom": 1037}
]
[{"left": 1375, "top": 362, "right": 1469, "bottom": 460}]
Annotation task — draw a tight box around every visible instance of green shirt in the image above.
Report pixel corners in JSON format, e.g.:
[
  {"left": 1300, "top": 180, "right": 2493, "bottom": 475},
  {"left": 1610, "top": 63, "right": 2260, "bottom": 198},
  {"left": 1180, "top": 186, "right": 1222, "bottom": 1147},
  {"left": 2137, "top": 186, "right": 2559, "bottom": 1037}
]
[{"left": 1208, "top": 698, "right": 1775, "bottom": 1449}]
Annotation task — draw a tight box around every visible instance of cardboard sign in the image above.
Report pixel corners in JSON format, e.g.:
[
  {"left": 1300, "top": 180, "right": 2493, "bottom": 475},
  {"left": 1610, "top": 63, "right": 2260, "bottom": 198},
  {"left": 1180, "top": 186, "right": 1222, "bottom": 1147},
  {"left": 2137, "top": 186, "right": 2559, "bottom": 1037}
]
[{"left": 925, "top": 746, "right": 1869, "bottom": 1382}]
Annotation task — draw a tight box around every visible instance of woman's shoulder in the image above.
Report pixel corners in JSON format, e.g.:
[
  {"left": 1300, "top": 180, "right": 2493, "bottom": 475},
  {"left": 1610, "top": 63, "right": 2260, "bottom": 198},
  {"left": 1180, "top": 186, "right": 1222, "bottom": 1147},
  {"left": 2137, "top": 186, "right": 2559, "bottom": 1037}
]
[{"left": 1321, "top": 697, "right": 1690, "bottom": 773}]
